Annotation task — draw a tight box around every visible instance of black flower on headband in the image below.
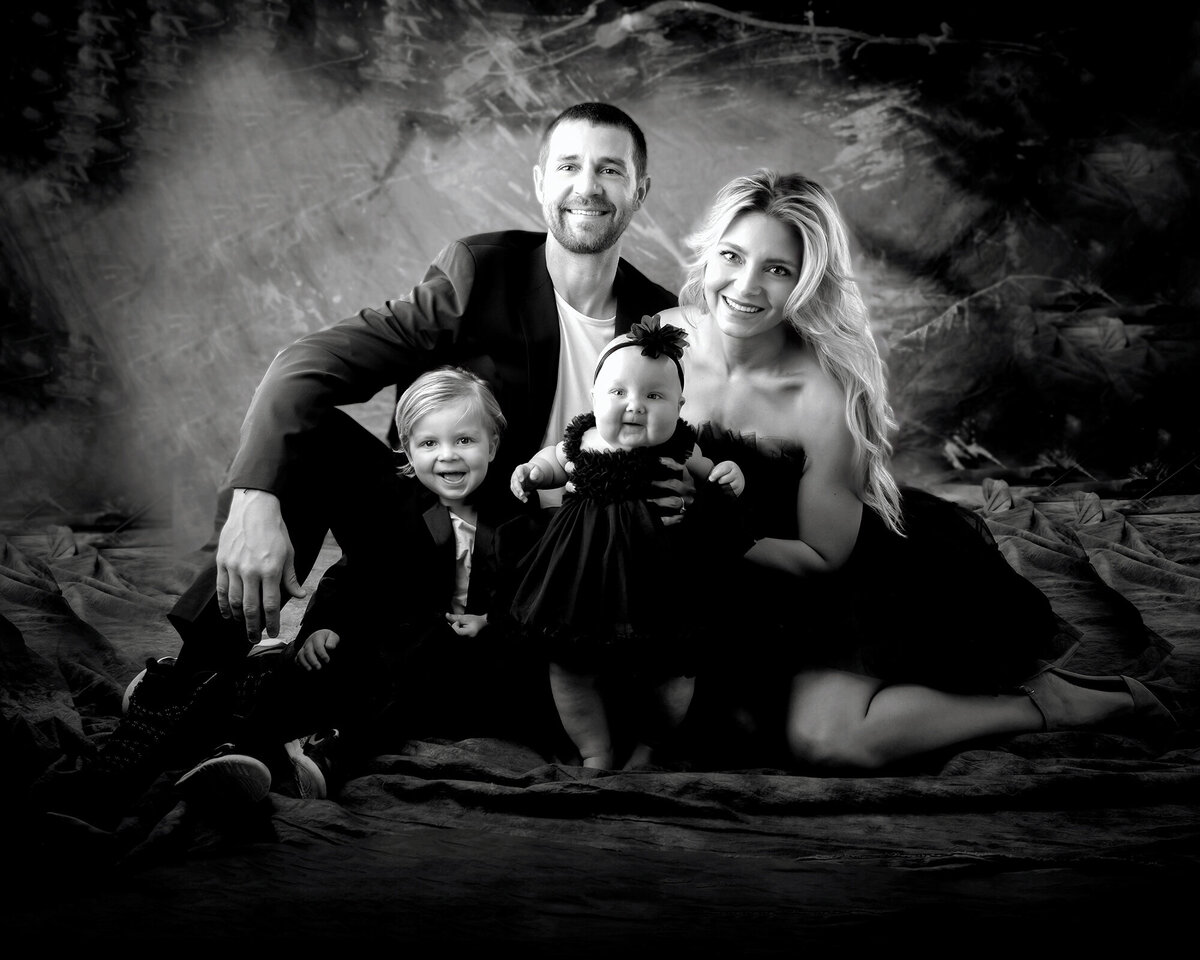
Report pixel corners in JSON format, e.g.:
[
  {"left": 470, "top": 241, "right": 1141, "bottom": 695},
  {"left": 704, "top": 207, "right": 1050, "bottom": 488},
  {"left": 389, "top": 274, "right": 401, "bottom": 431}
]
[
  {"left": 627, "top": 313, "right": 689, "bottom": 360},
  {"left": 594, "top": 313, "right": 689, "bottom": 387}
]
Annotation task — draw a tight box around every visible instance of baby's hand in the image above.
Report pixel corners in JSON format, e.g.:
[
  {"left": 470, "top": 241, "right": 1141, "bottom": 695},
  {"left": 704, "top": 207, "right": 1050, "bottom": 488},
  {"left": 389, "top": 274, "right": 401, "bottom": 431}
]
[
  {"left": 709, "top": 460, "right": 746, "bottom": 496},
  {"left": 296, "top": 628, "right": 340, "bottom": 671},
  {"left": 446, "top": 613, "right": 488, "bottom": 638},
  {"left": 510, "top": 463, "right": 543, "bottom": 501}
]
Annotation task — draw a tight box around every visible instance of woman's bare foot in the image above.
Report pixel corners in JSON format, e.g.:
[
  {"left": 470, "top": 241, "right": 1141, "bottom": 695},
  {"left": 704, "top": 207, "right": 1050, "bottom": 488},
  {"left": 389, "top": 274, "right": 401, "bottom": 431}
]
[{"left": 1020, "top": 671, "right": 1133, "bottom": 730}]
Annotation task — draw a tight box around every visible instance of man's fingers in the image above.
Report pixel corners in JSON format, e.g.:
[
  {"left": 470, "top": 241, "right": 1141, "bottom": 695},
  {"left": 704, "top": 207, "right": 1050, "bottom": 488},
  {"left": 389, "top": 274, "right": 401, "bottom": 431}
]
[
  {"left": 240, "top": 574, "right": 262, "bottom": 639},
  {"left": 262, "top": 577, "right": 282, "bottom": 639},
  {"left": 216, "top": 566, "right": 231, "bottom": 619},
  {"left": 227, "top": 577, "right": 244, "bottom": 620},
  {"left": 282, "top": 560, "right": 307, "bottom": 600}
]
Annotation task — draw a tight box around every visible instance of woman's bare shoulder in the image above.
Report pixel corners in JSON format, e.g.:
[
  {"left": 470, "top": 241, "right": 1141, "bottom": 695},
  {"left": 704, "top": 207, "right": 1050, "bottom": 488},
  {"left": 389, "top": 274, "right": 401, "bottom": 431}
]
[{"left": 656, "top": 304, "right": 689, "bottom": 327}]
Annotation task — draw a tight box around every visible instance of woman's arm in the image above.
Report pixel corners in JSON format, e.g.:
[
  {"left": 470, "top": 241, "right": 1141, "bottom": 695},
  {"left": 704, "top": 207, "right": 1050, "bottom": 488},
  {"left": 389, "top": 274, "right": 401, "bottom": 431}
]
[{"left": 744, "top": 394, "right": 863, "bottom": 576}]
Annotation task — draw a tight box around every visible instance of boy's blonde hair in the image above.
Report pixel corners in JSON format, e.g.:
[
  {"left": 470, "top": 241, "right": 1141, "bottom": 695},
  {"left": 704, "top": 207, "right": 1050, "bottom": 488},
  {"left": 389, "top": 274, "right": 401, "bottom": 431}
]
[{"left": 393, "top": 366, "right": 506, "bottom": 478}]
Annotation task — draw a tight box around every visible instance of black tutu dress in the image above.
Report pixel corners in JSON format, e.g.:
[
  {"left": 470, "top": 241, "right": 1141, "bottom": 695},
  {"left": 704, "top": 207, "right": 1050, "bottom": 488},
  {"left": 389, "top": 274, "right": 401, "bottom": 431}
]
[
  {"left": 695, "top": 425, "right": 1073, "bottom": 696},
  {"left": 509, "top": 412, "right": 715, "bottom": 681}
]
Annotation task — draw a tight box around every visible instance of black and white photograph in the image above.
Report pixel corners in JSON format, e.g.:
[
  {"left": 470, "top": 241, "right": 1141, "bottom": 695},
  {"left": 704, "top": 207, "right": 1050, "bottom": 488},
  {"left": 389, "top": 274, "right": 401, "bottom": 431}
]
[{"left": 3, "top": 0, "right": 1198, "bottom": 948}]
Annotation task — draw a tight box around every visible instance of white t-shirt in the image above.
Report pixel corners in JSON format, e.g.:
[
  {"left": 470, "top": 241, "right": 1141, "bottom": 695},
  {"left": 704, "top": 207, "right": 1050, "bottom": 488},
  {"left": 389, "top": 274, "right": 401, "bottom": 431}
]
[{"left": 537, "top": 291, "right": 615, "bottom": 507}]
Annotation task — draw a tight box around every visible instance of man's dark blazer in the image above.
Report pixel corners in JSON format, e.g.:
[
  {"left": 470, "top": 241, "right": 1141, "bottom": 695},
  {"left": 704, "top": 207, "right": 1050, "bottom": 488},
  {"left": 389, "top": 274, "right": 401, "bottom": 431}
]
[{"left": 227, "top": 230, "right": 679, "bottom": 495}]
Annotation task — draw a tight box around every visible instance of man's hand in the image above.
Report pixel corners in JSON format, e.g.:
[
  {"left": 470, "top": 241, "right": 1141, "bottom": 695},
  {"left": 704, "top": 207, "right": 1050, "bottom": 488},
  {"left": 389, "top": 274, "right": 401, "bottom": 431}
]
[
  {"left": 295, "top": 629, "right": 340, "bottom": 671},
  {"left": 650, "top": 457, "right": 696, "bottom": 527},
  {"left": 446, "top": 612, "right": 488, "bottom": 638},
  {"left": 216, "top": 488, "right": 307, "bottom": 640}
]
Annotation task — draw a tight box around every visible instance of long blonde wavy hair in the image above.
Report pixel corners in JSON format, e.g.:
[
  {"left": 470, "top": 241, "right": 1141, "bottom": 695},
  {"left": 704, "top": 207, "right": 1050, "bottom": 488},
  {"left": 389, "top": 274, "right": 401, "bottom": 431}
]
[{"left": 679, "top": 170, "right": 904, "bottom": 534}]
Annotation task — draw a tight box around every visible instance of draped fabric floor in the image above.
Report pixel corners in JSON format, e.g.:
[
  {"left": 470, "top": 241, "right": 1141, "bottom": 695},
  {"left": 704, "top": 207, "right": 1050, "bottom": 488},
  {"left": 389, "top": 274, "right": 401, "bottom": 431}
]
[{"left": 2, "top": 478, "right": 1198, "bottom": 948}]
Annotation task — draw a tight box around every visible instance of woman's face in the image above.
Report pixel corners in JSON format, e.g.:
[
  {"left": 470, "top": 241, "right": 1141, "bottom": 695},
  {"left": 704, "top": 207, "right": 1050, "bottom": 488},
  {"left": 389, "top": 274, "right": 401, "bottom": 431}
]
[{"left": 703, "top": 211, "right": 803, "bottom": 340}]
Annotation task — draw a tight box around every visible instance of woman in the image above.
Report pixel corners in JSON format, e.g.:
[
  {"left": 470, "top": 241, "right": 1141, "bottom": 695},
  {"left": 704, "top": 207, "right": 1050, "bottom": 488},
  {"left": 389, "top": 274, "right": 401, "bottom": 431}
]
[{"left": 658, "top": 170, "right": 1174, "bottom": 771}]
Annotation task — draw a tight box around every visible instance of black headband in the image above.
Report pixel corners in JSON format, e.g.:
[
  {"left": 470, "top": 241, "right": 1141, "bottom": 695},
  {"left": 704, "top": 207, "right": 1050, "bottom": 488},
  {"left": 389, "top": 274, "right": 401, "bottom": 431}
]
[{"left": 593, "top": 314, "right": 689, "bottom": 388}]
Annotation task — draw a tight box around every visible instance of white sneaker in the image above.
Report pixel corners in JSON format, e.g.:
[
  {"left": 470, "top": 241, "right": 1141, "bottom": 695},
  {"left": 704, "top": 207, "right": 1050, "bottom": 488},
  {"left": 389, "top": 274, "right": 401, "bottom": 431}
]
[
  {"left": 280, "top": 729, "right": 339, "bottom": 799},
  {"left": 175, "top": 744, "right": 272, "bottom": 806}
]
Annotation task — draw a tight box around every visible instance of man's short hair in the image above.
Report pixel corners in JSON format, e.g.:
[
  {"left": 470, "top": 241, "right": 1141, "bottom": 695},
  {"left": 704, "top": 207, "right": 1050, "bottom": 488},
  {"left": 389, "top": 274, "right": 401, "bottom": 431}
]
[{"left": 538, "top": 102, "right": 648, "bottom": 182}]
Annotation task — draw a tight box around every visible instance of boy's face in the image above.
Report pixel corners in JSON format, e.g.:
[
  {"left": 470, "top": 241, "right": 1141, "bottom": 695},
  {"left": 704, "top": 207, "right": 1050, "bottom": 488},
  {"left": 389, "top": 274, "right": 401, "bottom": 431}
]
[
  {"left": 591, "top": 347, "right": 682, "bottom": 451},
  {"left": 406, "top": 400, "right": 497, "bottom": 506}
]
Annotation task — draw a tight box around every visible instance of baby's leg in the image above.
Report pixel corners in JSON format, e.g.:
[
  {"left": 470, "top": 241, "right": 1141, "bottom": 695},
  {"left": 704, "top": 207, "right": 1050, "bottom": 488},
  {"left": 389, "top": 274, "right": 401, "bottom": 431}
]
[
  {"left": 548, "top": 662, "right": 613, "bottom": 769},
  {"left": 625, "top": 675, "right": 695, "bottom": 770}
]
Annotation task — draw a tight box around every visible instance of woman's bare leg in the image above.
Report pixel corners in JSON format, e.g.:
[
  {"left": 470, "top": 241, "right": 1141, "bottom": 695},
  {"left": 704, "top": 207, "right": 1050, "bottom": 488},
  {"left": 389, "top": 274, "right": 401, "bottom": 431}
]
[
  {"left": 787, "top": 668, "right": 1144, "bottom": 769},
  {"left": 786, "top": 669, "right": 1042, "bottom": 770},
  {"left": 549, "top": 662, "right": 613, "bottom": 769}
]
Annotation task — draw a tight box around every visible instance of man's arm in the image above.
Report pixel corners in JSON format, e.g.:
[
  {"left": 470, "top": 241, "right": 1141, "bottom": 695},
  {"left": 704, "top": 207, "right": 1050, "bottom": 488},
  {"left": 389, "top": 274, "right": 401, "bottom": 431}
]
[
  {"left": 220, "top": 240, "right": 483, "bottom": 639},
  {"left": 227, "top": 240, "right": 481, "bottom": 492}
]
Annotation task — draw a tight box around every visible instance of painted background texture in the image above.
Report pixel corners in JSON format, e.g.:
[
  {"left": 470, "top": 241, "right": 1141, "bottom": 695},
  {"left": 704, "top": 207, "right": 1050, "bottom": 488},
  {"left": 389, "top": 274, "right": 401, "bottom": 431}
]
[{"left": 2, "top": 1, "right": 1197, "bottom": 546}]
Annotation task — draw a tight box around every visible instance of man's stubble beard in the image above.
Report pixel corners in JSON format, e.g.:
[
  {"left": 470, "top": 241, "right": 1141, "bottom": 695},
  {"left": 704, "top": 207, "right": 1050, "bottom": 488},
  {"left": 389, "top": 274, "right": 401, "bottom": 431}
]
[{"left": 543, "top": 201, "right": 633, "bottom": 255}]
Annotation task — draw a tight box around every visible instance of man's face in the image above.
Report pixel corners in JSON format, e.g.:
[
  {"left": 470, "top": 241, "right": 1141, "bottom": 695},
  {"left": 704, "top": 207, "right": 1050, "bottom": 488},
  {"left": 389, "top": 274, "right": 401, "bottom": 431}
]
[
  {"left": 533, "top": 119, "right": 648, "bottom": 255},
  {"left": 591, "top": 347, "right": 682, "bottom": 451}
]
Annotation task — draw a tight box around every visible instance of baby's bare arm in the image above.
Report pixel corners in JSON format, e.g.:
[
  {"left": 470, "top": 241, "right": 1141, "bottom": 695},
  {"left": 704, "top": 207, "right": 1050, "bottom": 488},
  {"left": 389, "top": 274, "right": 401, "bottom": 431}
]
[{"left": 511, "top": 442, "right": 569, "bottom": 501}]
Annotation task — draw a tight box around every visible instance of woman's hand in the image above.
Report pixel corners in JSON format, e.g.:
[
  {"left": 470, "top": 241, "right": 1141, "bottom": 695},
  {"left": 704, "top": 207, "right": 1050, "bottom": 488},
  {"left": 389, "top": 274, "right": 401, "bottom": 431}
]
[
  {"left": 295, "top": 629, "right": 340, "bottom": 671},
  {"left": 651, "top": 457, "right": 696, "bottom": 526},
  {"left": 446, "top": 613, "right": 488, "bottom": 638}
]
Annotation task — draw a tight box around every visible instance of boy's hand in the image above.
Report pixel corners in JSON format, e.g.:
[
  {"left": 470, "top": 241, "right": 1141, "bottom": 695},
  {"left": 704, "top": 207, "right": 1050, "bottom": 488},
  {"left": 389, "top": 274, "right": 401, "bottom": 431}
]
[
  {"left": 446, "top": 613, "right": 488, "bottom": 638},
  {"left": 510, "top": 463, "right": 544, "bottom": 501},
  {"left": 296, "top": 629, "right": 340, "bottom": 671},
  {"left": 709, "top": 460, "right": 746, "bottom": 496}
]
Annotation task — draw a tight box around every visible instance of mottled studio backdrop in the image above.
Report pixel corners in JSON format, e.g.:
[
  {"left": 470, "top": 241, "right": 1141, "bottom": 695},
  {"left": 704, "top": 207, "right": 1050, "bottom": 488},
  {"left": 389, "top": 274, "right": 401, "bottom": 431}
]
[{"left": 2, "top": 1, "right": 1198, "bottom": 547}]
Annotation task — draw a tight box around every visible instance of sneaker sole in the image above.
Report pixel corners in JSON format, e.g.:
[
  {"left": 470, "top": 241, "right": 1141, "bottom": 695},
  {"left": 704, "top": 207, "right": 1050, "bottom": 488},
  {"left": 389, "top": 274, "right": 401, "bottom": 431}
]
[
  {"left": 283, "top": 740, "right": 327, "bottom": 799},
  {"left": 175, "top": 753, "right": 272, "bottom": 806}
]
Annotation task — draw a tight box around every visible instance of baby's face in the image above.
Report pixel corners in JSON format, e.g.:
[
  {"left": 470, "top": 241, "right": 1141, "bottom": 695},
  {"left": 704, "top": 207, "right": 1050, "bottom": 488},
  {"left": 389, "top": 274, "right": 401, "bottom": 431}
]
[
  {"left": 406, "top": 400, "right": 496, "bottom": 506},
  {"left": 591, "top": 347, "right": 682, "bottom": 451}
]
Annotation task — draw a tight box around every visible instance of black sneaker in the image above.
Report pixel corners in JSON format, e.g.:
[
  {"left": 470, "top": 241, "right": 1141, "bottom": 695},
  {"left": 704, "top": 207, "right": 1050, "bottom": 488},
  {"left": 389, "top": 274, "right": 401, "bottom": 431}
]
[
  {"left": 121, "top": 657, "right": 177, "bottom": 714},
  {"left": 277, "top": 729, "right": 340, "bottom": 800},
  {"left": 95, "top": 658, "right": 224, "bottom": 777},
  {"left": 175, "top": 743, "right": 272, "bottom": 807}
]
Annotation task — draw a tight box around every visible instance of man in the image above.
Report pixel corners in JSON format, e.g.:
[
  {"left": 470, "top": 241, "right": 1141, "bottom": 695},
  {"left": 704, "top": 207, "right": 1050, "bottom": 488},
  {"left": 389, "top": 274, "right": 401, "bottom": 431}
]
[
  {"left": 169, "top": 101, "right": 682, "bottom": 672},
  {"left": 30, "top": 103, "right": 692, "bottom": 818}
]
